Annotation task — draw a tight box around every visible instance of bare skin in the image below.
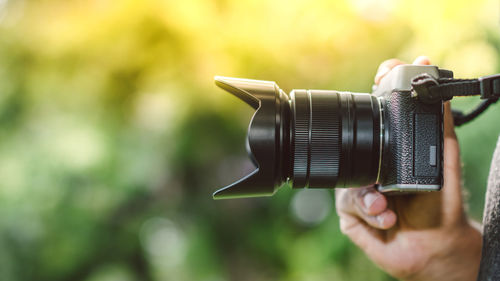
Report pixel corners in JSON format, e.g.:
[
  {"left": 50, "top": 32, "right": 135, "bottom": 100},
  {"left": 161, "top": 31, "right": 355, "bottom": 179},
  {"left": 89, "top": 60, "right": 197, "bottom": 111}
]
[{"left": 335, "top": 56, "right": 482, "bottom": 281}]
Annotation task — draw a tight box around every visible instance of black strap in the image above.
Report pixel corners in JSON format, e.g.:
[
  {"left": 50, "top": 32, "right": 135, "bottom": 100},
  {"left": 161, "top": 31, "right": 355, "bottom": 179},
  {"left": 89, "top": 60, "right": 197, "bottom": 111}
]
[
  {"left": 452, "top": 99, "right": 499, "bottom": 126},
  {"left": 412, "top": 74, "right": 500, "bottom": 102},
  {"left": 411, "top": 73, "right": 500, "bottom": 126}
]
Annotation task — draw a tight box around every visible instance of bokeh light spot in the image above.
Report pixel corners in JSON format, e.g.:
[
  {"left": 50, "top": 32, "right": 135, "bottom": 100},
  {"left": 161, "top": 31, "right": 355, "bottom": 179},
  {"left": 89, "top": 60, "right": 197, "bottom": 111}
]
[
  {"left": 290, "top": 189, "right": 333, "bottom": 226},
  {"left": 139, "top": 217, "right": 187, "bottom": 269}
]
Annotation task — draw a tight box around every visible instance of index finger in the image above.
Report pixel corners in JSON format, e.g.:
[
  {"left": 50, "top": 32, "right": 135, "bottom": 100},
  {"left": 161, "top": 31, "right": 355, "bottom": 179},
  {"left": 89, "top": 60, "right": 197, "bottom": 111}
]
[
  {"left": 374, "top": 56, "right": 431, "bottom": 85},
  {"left": 374, "top": 59, "right": 405, "bottom": 85}
]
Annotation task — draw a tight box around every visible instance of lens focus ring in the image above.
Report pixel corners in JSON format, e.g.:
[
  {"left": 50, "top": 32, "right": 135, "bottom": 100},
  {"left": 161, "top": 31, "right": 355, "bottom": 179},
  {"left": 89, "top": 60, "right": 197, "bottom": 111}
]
[
  {"left": 291, "top": 90, "right": 310, "bottom": 188},
  {"left": 309, "top": 90, "right": 341, "bottom": 187},
  {"left": 291, "top": 90, "right": 341, "bottom": 188}
]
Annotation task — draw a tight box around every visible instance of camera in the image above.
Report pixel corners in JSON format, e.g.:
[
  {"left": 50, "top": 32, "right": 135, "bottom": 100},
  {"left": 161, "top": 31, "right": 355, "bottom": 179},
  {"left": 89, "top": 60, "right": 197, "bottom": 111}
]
[{"left": 214, "top": 64, "right": 454, "bottom": 199}]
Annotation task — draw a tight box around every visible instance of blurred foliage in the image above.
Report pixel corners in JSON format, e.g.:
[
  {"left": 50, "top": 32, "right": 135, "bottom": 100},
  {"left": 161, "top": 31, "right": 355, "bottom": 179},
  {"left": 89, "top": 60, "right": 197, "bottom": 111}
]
[{"left": 0, "top": 0, "right": 498, "bottom": 280}]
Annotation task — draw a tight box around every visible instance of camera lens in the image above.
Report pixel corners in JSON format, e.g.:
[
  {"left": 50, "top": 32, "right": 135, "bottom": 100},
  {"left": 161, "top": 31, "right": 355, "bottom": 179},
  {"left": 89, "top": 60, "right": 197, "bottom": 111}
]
[
  {"left": 213, "top": 77, "right": 382, "bottom": 199},
  {"left": 289, "top": 90, "right": 382, "bottom": 188}
]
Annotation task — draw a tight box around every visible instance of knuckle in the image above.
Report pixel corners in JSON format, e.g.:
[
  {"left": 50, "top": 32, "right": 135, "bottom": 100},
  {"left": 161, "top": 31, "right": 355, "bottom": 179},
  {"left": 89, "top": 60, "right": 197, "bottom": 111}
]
[
  {"left": 379, "top": 58, "right": 403, "bottom": 69},
  {"left": 339, "top": 218, "right": 351, "bottom": 235},
  {"left": 339, "top": 217, "right": 359, "bottom": 236},
  {"left": 335, "top": 189, "right": 352, "bottom": 208}
]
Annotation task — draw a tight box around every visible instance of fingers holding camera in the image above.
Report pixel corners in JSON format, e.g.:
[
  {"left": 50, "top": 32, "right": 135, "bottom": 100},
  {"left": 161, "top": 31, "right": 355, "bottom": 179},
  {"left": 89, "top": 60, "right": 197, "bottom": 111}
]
[
  {"left": 335, "top": 186, "right": 397, "bottom": 230},
  {"left": 374, "top": 59, "right": 405, "bottom": 85},
  {"left": 374, "top": 56, "right": 431, "bottom": 85}
]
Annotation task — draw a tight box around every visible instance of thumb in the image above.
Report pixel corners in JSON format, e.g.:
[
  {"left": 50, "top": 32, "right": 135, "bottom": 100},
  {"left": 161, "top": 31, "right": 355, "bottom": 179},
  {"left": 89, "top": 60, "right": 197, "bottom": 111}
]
[{"left": 441, "top": 101, "right": 465, "bottom": 225}]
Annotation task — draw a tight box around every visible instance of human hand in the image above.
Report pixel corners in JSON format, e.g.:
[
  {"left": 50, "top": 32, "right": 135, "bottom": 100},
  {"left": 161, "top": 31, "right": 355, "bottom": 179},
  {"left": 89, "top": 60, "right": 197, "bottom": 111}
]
[{"left": 335, "top": 56, "right": 482, "bottom": 281}]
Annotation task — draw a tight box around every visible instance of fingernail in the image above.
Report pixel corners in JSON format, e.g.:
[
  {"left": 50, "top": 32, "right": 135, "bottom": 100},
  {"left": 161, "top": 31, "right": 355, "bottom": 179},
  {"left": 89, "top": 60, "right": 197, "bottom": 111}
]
[
  {"left": 363, "top": 192, "right": 378, "bottom": 210},
  {"left": 413, "top": 55, "right": 430, "bottom": 65},
  {"left": 377, "top": 215, "right": 385, "bottom": 226}
]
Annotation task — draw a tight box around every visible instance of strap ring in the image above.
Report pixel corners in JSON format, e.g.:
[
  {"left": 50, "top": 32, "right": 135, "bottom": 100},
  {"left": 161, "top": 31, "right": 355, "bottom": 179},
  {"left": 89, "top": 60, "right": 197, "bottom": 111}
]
[{"left": 411, "top": 73, "right": 441, "bottom": 104}]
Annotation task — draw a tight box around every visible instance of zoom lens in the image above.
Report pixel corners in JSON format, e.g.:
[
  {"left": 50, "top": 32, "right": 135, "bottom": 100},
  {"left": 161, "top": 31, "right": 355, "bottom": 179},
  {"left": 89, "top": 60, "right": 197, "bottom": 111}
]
[
  {"left": 213, "top": 77, "right": 382, "bottom": 199},
  {"left": 289, "top": 91, "right": 382, "bottom": 189}
]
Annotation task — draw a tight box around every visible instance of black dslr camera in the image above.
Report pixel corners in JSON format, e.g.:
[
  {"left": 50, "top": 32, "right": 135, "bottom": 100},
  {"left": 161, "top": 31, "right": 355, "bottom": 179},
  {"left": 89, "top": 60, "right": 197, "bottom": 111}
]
[{"left": 213, "top": 65, "right": 498, "bottom": 199}]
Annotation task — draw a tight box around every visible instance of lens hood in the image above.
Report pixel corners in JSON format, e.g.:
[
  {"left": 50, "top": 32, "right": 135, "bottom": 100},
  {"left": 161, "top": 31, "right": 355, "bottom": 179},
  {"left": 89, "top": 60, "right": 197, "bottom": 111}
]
[{"left": 213, "top": 76, "right": 290, "bottom": 199}]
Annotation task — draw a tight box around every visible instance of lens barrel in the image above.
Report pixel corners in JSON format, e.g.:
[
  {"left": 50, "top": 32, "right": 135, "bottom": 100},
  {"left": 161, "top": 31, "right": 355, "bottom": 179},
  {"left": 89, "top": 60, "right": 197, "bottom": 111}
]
[
  {"left": 289, "top": 91, "right": 382, "bottom": 188},
  {"left": 213, "top": 77, "right": 383, "bottom": 199}
]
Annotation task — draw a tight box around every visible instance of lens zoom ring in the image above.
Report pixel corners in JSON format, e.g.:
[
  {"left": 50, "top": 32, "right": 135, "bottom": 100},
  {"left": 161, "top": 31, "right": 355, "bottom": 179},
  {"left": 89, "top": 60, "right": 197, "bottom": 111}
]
[
  {"left": 292, "top": 90, "right": 310, "bottom": 188},
  {"left": 309, "top": 91, "right": 341, "bottom": 187}
]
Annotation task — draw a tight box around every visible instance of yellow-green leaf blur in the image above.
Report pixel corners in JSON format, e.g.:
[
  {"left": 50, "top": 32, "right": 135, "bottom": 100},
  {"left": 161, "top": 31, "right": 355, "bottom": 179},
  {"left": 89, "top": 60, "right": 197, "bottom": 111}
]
[{"left": 0, "top": 0, "right": 497, "bottom": 280}]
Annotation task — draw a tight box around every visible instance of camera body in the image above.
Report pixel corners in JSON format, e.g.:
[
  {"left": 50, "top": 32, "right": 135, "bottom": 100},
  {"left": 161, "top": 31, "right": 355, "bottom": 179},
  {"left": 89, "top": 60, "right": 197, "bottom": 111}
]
[
  {"left": 213, "top": 65, "right": 451, "bottom": 199},
  {"left": 373, "top": 65, "right": 446, "bottom": 192}
]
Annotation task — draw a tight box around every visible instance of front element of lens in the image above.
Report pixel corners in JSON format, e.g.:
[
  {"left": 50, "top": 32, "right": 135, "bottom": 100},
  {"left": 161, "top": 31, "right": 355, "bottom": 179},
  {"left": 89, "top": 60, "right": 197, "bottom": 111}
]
[{"left": 289, "top": 91, "right": 382, "bottom": 188}]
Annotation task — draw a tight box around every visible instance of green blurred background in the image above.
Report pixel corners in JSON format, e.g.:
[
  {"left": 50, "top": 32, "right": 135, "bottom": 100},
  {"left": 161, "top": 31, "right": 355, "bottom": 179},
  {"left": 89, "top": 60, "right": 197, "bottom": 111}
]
[{"left": 0, "top": 0, "right": 498, "bottom": 280}]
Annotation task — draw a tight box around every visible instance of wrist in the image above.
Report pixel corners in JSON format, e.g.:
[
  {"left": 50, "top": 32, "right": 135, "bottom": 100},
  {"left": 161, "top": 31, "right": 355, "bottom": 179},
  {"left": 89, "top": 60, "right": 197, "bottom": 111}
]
[{"left": 405, "top": 223, "right": 482, "bottom": 281}]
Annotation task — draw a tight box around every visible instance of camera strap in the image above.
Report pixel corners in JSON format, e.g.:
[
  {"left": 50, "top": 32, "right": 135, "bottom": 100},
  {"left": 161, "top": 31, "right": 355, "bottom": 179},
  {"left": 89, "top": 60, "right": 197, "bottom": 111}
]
[{"left": 411, "top": 73, "right": 500, "bottom": 126}]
